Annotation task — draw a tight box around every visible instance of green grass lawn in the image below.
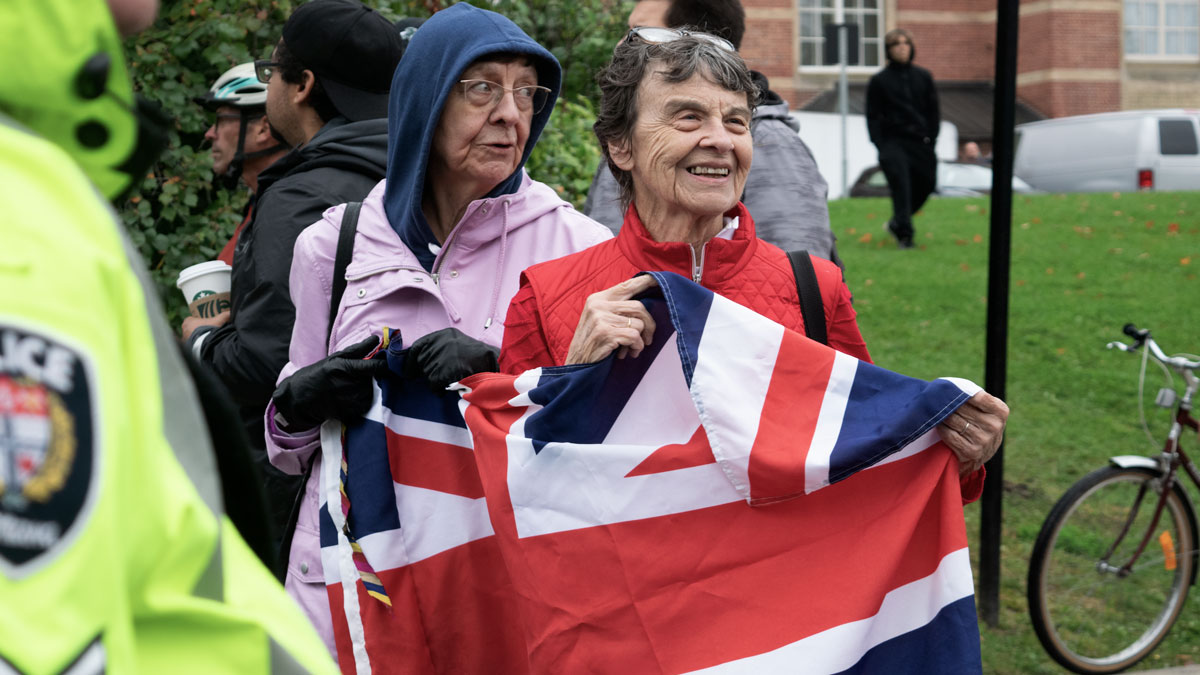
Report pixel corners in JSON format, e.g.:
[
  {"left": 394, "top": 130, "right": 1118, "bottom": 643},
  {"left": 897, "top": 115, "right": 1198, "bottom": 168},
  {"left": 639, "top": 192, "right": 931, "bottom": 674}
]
[{"left": 829, "top": 191, "right": 1200, "bottom": 673}]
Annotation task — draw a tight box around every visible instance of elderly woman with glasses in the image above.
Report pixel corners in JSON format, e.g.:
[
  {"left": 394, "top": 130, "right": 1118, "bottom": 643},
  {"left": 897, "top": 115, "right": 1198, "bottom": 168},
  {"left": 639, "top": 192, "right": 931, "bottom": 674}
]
[
  {"left": 261, "top": 3, "right": 610, "bottom": 663},
  {"left": 501, "top": 28, "right": 1008, "bottom": 485}
]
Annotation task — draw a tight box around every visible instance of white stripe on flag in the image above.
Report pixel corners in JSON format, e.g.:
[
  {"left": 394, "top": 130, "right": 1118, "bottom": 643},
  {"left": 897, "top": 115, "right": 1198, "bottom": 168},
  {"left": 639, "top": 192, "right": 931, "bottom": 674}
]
[
  {"left": 355, "top": 485, "right": 493, "bottom": 567},
  {"left": 689, "top": 293, "right": 785, "bottom": 500},
  {"left": 683, "top": 547, "right": 975, "bottom": 674},
  {"left": 376, "top": 406, "right": 473, "bottom": 449},
  {"left": 804, "top": 350, "right": 859, "bottom": 494},
  {"left": 321, "top": 420, "right": 372, "bottom": 675}
]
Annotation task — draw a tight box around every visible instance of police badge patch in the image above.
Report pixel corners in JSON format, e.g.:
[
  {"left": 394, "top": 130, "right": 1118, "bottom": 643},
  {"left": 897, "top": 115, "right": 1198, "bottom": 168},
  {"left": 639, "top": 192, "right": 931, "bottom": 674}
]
[{"left": 0, "top": 322, "right": 98, "bottom": 578}]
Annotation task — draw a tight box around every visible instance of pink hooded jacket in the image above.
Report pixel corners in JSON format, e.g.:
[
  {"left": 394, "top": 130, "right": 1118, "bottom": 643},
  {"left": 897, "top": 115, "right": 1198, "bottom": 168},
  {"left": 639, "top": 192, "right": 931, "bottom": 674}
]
[{"left": 264, "top": 175, "right": 610, "bottom": 656}]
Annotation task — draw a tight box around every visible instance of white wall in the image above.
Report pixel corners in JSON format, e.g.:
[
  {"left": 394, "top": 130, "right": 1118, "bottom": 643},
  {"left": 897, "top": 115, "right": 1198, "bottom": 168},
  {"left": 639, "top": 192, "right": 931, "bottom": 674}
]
[{"left": 790, "top": 111, "right": 959, "bottom": 199}]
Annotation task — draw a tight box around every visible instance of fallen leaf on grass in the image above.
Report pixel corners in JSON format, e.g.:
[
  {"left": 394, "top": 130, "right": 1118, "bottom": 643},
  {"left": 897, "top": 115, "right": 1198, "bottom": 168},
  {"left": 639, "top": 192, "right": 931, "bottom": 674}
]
[
  {"left": 846, "top": 227, "right": 858, "bottom": 235},
  {"left": 864, "top": 279, "right": 874, "bottom": 286},
  {"left": 1032, "top": 217, "right": 1042, "bottom": 224},
  {"left": 1112, "top": 192, "right": 1121, "bottom": 199},
  {"left": 1046, "top": 267, "right": 1055, "bottom": 275},
  {"left": 1146, "top": 222, "right": 1155, "bottom": 229},
  {"left": 955, "top": 239, "right": 968, "bottom": 246},
  {"left": 1114, "top": 210, "right": 1123, "bottom": 216},
  {"left": 1016, "top": 279, "right": 1027, "bottom": 286},
  {"left": 1138, "top": 252, "right": 1151, "bottom": 259},
  {"left": 1076, "top": 272, "right": 1086, "bottom": 279},
  {"left": 1182, "top": 257, "right": 1192, "bottom": 266},
  {"left": 973, "top": 234, "right": 983, "bottom": 243},
  {"left": 1020, "top": 222, "right": 1031, "bottom": 229},
  {"left": 965, "top": 204, "right": 980, "bottom": 213},
  {"left": 866, "top": 213, "right": 877, "bottom": 220},
  {"left": 858, "top": 232, "right": 873, "bottom": 243},
  {"left": 1168, "top": 222, "right": 1180, "bottom": 233},
  {"left": 1056, "top": 347, "right": 1067, "bottom": 355}
]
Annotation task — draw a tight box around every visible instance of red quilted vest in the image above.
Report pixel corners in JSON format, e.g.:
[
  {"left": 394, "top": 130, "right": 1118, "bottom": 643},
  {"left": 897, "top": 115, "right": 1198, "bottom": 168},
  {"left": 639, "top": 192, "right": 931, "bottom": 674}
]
[{"left": 517, "top": 203, "right": 856, "bottom": 366}]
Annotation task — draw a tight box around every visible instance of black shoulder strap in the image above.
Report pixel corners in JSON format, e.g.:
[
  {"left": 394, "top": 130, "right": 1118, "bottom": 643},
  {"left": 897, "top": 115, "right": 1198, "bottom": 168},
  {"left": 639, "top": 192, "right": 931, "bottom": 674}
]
[
  {"left": 787, "top": 250, "right": 827, "bottom": 346},
  {"left": 326, "top": 201, "right": 362, "bottom": 352},
  {"left": 277, "top": 201, "right": 361, "bottom": 581}
]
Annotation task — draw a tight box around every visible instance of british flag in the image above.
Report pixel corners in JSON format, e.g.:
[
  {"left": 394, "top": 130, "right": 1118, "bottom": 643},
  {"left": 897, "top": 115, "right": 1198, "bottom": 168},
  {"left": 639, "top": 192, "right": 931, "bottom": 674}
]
[
  {"left": 321, "top": 272, "right": 984, "bottom": 674},
  {"left": 457, "top": 271, "right": 984, "bottom": 674}
]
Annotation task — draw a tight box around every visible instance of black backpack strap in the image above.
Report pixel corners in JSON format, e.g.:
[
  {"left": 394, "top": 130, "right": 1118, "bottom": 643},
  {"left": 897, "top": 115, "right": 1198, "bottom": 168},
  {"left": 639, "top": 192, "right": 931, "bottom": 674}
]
[
  {"left": 786, "top": 250, "right": 827, "bottom": 346},
  {"left": 326, "top": 201, "right": 362, "bottom": 352},
  {"left": 276, "top": 201, "right": 362, "bottom": 581}
]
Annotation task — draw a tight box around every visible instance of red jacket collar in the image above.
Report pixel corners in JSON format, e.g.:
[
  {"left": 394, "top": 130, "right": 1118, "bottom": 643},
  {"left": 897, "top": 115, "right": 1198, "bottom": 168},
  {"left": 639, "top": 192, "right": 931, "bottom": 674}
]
[{"left": 615, "top": 202, "right": 760, "bottom": 285}]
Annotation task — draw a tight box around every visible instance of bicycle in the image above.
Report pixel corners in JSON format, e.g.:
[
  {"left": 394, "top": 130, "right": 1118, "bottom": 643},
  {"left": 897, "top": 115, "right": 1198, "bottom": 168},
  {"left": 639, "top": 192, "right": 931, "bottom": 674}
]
[{"left": 1027, "top": 324, "right": 1200, "bottom": 674}]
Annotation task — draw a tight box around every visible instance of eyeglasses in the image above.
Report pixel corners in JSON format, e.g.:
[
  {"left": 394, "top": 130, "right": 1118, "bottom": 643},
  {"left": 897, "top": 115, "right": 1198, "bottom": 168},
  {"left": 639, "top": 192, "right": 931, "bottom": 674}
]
[
  {"left": 625, "top": 26, "right": 735, "bottom": 52},
  {"left": 254, "top": 59, "right": 281, "bottom": 84},
  {"left": 457, "top": 79, "right": 552, "bottom": 114}
]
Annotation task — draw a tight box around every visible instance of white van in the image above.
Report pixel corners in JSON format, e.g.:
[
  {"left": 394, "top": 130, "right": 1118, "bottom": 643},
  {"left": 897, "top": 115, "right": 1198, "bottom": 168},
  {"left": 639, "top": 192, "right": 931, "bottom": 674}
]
[
  {"left": 1013, "top": 109, "right": 1200, "bottom": 193},
  {"left": 790, "top": 111, "right": 959, "bottom": 199}
]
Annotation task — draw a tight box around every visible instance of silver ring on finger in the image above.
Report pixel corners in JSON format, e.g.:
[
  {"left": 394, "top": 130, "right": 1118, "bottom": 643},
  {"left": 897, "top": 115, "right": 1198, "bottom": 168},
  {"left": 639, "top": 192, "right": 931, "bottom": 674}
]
[
  {"left": 626, "top": 317, "right": 632, "bottom": 329},
  {"left": 961, "top": 421, "right": 972, "bottom": 435}
]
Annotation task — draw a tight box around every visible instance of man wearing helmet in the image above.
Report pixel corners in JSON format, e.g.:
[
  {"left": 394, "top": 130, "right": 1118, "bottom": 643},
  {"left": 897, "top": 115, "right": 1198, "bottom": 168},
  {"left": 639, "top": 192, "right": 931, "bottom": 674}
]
[{"left": 195, "top": 62, "right": 289, "bottom": 264}]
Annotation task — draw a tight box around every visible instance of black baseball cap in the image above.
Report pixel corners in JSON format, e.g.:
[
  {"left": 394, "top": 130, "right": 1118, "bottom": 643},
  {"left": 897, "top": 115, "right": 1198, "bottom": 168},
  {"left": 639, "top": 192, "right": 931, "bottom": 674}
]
[{"left": 281, "top": 0, "right": 404, "bottom": 121}]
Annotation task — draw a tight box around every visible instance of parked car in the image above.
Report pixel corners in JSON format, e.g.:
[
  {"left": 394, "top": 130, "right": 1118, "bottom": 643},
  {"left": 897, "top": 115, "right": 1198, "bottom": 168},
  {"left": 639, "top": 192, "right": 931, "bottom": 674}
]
[
  {"left": 1013, "top": 109, "right": 1200, "bottom": 193},
  {"left": 848, "top": 161, "right": 1035, "bottom": 198}
]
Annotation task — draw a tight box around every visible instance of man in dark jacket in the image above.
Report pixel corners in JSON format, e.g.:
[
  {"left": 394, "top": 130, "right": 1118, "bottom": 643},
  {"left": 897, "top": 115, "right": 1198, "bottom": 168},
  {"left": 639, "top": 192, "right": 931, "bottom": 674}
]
[
  {"left": 584, "top": 0, "right": 841, "bottom": 268},
  {"left": 866, "top": 28, "right": 940, "bottom": 249},
  {"left": 182, "top": 0, "right": 404, "bottom": 550}
]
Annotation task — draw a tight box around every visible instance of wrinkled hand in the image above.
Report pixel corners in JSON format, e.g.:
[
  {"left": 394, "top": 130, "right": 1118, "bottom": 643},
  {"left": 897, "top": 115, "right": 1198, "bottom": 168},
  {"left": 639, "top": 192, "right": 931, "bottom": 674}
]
[
  {"left": 402, "top": 328, "right": 499, "bottom": 390},
  {"left": 939, "top": 391, "right": 1009, "bottom": 475},
  {"left": 182, "top": 311, "right": 230, "bottom": 341},
  {"left": 564, "top": 275, "right": 659, "bottom": 365},
  {"left": 272, "top": 336, "right": 389, "bottom": 431}
]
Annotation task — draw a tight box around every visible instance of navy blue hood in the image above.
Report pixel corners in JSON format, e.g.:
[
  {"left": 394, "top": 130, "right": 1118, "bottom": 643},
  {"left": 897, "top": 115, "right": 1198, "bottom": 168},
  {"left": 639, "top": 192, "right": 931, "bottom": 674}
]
[{"left": 383, "top": 2, "right": 562, "bottom": 270}]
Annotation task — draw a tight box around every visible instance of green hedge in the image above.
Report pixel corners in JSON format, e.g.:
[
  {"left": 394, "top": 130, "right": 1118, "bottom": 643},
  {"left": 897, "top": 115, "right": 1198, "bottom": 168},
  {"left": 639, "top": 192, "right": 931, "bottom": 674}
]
[{"left": 122, "top": 0, "right": 628, "bottom": 324}]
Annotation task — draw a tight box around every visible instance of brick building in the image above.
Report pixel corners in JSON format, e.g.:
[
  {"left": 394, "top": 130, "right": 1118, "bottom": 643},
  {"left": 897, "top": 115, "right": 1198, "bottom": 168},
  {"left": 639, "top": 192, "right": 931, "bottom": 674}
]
[{"left": 739, "top": 0, "right": 1200, "bottom": 141}]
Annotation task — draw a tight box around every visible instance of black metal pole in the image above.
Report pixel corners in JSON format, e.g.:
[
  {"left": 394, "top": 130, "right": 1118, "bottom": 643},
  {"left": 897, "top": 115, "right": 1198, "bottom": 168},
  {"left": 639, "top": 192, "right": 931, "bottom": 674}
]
[{"left": 980, "top": 0, "right": 1019, "bottom": 628}]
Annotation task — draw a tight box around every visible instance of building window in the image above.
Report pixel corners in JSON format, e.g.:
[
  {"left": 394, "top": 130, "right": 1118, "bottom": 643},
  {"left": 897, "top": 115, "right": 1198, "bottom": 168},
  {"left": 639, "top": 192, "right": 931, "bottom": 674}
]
[
  {"left": 798, "top": 0, "right": 884, "bottom": 69},
  {"left": 1125, "top": 0, "right": 1200, "bottom": 59}
]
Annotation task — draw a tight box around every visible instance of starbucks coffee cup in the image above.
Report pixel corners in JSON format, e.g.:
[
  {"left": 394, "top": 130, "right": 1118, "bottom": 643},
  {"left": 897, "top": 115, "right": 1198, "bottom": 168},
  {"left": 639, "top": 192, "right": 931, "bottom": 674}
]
[{"left": 176, "top": 261, "right": 232, "bottom": 319}]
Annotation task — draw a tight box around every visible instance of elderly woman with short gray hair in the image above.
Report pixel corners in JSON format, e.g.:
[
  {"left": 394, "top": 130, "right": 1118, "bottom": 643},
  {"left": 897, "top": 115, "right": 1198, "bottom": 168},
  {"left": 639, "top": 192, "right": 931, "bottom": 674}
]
[{"left": 499, "top": 27, "right": 1008, "bottom": 482}]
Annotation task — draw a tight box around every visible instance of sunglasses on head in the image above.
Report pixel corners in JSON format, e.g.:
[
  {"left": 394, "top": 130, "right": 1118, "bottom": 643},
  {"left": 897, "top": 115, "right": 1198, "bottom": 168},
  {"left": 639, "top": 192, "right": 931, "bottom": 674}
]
[{"left": 625, "top": 26, "right": 735, "bottom": 52}]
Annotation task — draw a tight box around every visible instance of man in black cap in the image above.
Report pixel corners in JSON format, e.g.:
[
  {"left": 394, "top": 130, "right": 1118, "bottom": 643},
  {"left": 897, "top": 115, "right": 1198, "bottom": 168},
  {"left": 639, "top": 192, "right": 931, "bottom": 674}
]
[{"left": 182, "top": 0, "right": 406, "bottom": 568}]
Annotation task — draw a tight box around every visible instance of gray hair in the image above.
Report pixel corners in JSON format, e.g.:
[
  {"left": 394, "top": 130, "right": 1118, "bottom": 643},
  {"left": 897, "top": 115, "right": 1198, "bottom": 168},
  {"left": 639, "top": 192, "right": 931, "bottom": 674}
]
[{"left": 594, "top": 32, "right": 759, "bottom": 210}]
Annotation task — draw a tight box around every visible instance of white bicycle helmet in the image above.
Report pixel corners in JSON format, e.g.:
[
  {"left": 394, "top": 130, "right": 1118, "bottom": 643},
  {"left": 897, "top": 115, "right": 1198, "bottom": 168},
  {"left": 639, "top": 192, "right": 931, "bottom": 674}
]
[
  {"left": 195, "top": 62, "right": 266, "bottom": 110},
  {"left": 196, "top": 62, "right": 287, "bottom": 188}
]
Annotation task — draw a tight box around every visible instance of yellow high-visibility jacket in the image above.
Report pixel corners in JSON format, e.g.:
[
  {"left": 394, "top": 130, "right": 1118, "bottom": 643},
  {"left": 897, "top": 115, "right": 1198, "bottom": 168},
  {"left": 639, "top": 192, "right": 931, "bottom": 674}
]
[{"left": 0, "top": 116, "right": 337, "bottom": 674}]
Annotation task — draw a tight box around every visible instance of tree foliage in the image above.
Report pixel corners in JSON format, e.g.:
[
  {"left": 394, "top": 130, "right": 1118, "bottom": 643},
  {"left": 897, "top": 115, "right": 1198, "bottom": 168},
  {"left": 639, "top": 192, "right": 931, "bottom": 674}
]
[{"left": 121, "top": 0, "right": 626, "bottom": 323}]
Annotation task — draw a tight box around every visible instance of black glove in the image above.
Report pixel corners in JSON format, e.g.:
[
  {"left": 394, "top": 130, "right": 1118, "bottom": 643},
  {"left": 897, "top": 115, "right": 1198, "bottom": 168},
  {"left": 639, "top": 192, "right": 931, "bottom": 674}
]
[
  {"left": 272, "top": 336, "right": 389, "bottom": 431},
  {"left": 402, "top": 328, "right": 500, "bottom": 390}
]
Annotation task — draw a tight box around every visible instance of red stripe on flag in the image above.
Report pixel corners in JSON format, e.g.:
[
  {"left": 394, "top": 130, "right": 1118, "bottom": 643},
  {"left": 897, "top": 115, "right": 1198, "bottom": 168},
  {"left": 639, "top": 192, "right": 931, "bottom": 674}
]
[
  {"left": 625, "top": 424, "right": 716, "bottom": 477},
  {"left": 336, "top": 538, "right": 528, "bottom": 674},
  {"left": 461, "top": 373, "right": 529, "bottom": 542},
  {"left": 386, "top": 430, "right": 484, "bottom": 499},
  {"left": 749, "top": 328, "right": 837, "bottom": 502}
]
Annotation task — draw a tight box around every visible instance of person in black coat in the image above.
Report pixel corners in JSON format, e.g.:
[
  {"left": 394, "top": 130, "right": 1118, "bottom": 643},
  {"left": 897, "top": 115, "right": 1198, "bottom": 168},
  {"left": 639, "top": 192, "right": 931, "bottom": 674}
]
[
  {"left": 181, "top": 0, "right": 405, "bottom": 558},
  {"left": 866, "top": 28, "right": 940, "bottom": 249}
]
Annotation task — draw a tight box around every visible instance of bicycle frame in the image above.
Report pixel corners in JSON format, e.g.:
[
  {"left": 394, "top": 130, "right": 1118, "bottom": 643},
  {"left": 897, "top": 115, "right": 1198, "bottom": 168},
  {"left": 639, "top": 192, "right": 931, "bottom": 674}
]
[{"left": 1102, "top": 351, "right": 1200, "bottom": 578}]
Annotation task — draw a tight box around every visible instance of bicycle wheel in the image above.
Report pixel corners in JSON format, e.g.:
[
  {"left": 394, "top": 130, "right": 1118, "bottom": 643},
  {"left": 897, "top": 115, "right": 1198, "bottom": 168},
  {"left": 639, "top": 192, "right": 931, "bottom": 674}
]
[{"left": 1028, "top": 465, "right": 1196, "bottom": 674}]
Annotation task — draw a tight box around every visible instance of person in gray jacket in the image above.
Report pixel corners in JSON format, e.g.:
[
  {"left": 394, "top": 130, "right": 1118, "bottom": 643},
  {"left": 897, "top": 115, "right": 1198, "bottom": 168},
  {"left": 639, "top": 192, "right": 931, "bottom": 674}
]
[
  {"left": 181, "top": 0, "right": 405, "bottom": 556},
  {"left": 584, "top": 0, "right": 841, "bottom": 267}
]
